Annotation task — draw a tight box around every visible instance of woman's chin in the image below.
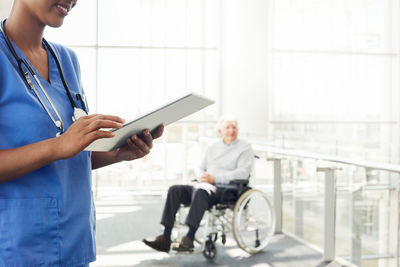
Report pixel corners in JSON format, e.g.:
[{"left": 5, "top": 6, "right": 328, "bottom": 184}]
[{"left": 46, "top": 17, "right": 65, "bottom": 28}]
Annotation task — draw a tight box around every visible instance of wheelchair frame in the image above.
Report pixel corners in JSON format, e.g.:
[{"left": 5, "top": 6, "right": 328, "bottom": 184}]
[{"left": 172, "top": 180, "right": 275, "bottom": 261}]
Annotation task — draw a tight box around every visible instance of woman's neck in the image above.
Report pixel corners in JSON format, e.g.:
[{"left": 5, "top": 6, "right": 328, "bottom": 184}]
[{"left": 5, "top": 9, "right": 45, "bottom": 53}]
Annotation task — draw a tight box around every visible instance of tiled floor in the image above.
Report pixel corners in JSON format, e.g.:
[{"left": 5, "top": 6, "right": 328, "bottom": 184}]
[{"left": 91, "top": 193, "right": 324, "bottom": 267}]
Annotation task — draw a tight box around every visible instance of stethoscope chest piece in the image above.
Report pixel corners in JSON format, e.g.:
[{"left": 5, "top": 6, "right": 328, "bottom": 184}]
[{"left": 73, "top": 107, "right": 87, "bottom": 122}]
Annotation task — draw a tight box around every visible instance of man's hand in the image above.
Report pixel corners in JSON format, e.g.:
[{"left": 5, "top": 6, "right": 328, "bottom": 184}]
[{"left": 200, "top": 173, "right": 215, "bottom": 184}]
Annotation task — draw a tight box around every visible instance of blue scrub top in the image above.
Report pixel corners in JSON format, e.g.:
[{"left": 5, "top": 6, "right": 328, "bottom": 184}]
[{"left": 0, "top": 34, "right": 95, "bottom": 266}]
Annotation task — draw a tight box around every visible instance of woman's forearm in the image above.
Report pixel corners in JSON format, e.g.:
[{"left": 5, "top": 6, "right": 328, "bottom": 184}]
[
  {"left": 0, "top": 138, "right": 61, "bottom": 183},
  {"left": 91, "top": 151, "right": 120, "bottom": 170}
]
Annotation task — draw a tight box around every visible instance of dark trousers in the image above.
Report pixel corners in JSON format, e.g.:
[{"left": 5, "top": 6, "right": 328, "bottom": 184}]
[{"left": 160, "top": 185, "right": 237, "bottom": 229}]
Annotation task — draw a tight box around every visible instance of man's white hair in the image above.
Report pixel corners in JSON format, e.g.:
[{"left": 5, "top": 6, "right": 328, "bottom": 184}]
[{"left": 217, "top": 114, "right": 238, "bottom": 130}]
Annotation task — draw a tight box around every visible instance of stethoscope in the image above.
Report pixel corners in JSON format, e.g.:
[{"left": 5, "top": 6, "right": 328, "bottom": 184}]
[{"left": 0, "top": 19, "right": 88, "bottom": 136}]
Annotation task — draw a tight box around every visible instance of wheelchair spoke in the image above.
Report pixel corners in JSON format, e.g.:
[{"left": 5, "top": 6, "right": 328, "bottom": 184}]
[{"left": 232, "top": 189, "right": 275, "bottom": 254}]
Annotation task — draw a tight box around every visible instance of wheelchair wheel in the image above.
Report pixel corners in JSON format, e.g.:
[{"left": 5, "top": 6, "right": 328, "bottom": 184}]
[
  {"left": 202, "top": 240, "right": 217, "bottom": 262},
  {"left": 232, "top": 189, "right": 275, "bottom": 254}
]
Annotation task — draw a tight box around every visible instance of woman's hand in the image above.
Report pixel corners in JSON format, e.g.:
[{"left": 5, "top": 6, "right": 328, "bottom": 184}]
[
  {"left": 91, "top": 124, "right": 164, "bottom": 169},
  {"left": 113, "top": 124, "right": 164, "bottom": 162},
  {"left": 55, "top": 114, "right": 124, "bottom": 159},
  {"left": 0, "top": 114, "right": 126, "bottom": 182}
]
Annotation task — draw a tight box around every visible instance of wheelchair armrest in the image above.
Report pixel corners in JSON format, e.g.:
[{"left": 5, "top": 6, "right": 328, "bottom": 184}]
[
  {"left": 229, "top": 179, "right": 249, "bottom": 196},
  {"left": 229, "top": 179, "right": 249, "bottom": 186}
]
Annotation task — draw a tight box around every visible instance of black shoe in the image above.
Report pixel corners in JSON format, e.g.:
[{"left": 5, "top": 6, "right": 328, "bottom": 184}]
[
  {"left": 142, "top": 235, "right": 171, "bottom": 253},
  {"left": 172, "top": 236, "right": 194, "bottom": 252}
]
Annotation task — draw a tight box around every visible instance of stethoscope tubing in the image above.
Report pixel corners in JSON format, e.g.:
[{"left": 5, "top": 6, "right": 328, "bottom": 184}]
[
  {"left": 42, "top": 38, "right": 77, "bottom": 110},
  {"left": 0, "top": 19, "right": 87, "bottom": 134}
]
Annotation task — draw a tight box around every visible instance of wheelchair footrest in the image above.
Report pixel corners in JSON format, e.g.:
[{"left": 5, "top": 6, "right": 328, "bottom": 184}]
[{"left": 172, "top": 245, "right": 194, "bottom": 253}]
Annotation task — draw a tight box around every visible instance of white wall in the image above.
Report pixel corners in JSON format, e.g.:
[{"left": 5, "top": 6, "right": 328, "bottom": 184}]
[
  {"left": 0, "top": 0, "right": 12, "bottom": 20},
  {"left": 220, "top": 0, "right": 270, "bottom": 139}
]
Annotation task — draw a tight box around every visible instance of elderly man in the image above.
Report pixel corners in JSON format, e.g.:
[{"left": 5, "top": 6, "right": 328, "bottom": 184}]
[{"left": 143, "top": 116, "right": 254, "bottom": 252}]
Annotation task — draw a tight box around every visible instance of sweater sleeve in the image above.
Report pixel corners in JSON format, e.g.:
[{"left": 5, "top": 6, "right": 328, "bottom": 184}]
[{"left": 214, "top": 143, "right": 254, "bottom": 184}]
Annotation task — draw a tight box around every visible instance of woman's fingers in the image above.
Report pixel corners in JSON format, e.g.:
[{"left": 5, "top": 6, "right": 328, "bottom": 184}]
[
  {"left": 63, "top": 114, "right": 162, "bottom": 160},
  {"left": 125, "top": 137, "right": 141, "bottom": 155},
  {"left": 85, "top": 130, "right": 116, "bottom": 143},
  {"left": 128, "top": 135, "right": 150, "bottom": 154},
  {"left": 84, "top": 114, "right": 125, "bottom": 124},
  {"left": 140, "top": 129, "right": 153, "bottom": 149},
  {"left": 124, "top": 137, "right": 146, "bottom": 159},
  {"left": 79, "top": 114, "right": 124, "bottom": 132},
  {"left": 82, "top": 115, "right": 124, "bottom": 134},
  {"left": 57, "top": 114, "right": 126, "bottom": 159},
  {"left": 151, "top": 124, "right": 164, "bottom": 139}
]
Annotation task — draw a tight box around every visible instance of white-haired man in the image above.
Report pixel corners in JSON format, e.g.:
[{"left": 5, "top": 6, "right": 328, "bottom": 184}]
[{"left": 143, "top": 116, "right": 254, "bottom": 252}]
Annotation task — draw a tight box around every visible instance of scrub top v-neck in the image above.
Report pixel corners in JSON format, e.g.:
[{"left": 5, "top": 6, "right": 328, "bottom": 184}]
[{"left": 0, "top": 33, "right": 96, "bottom": 266}]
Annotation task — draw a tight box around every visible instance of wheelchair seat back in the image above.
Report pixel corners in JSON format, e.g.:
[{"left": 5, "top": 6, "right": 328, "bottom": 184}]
[{"left": 209, "top": 179, "right": 252, "bottom": 210}]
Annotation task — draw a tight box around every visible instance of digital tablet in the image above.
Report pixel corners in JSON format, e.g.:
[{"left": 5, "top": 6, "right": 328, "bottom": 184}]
[{"left": 85, "top": 92, "right": 215, "bottom": 151}]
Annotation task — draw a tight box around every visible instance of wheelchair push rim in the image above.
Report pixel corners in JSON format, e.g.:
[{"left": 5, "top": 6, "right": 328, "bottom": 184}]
[{"left": 232, "top": 189, "right": 275, "bottom": 254}]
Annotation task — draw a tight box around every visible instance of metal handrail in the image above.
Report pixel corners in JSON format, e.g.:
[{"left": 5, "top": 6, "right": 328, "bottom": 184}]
[
  {"left": 250, "top": 143, "right": 399, "bottom": 266},
  {"left": 252, "top": 143, "right": 400, "bottom": 173}
]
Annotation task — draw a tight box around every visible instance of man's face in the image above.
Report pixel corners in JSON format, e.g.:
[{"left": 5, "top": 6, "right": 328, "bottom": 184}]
[{"left": 218, "top": 120, "right": 238, "bottom": 144}]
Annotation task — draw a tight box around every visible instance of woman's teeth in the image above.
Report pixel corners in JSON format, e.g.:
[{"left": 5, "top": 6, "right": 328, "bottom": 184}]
[{"left": 57, "top": 5, "right": 69, "bottom": 12}]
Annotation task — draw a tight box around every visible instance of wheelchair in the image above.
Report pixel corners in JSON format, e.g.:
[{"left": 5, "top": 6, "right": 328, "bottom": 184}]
[{"left": 172, "top": 179, "right": 275, "bottom": 261}]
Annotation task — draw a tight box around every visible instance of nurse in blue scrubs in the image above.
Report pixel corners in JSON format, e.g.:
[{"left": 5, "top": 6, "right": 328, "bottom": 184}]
[{"left": 0, "top": 0, "right": 164, "bottom": 266}]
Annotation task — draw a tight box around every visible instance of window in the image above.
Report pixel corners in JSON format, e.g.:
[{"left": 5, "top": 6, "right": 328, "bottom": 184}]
[
  {"left": 45, "top": 0, "right": 221, "bottom": 191},
  {"left": 269, "top": 0, "right": 398, "bottom": 163}
]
